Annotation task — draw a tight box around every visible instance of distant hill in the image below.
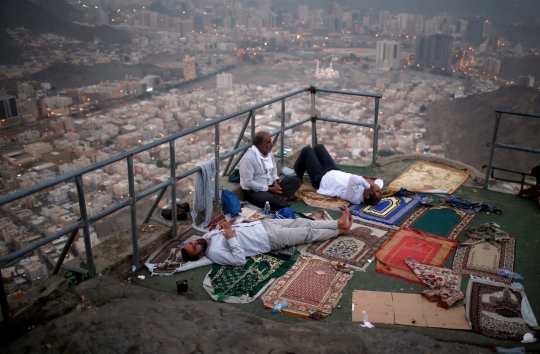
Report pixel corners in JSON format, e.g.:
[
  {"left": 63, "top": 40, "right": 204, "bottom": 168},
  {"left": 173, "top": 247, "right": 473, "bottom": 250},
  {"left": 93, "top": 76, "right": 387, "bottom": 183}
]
[
  {"left": 498, "top": 23, "right": 540, "bottom": 49},
  {"left": 28, "top": 0, "right": 83, "bottom": 22},
  {"left": 423, "top": 86, "right": 540, "bottom": 175},
  {"left": 499, "top": 56, "right": 540, "bottom": 82},
  {"left": 0, "top": 62, "right": 182, "bottom": 93},
  {"left": 0, "top": 29, "right": 23, "bottom": 65},
  {"left": 0, "top": 0, "right": 131, "bottom": 46}
]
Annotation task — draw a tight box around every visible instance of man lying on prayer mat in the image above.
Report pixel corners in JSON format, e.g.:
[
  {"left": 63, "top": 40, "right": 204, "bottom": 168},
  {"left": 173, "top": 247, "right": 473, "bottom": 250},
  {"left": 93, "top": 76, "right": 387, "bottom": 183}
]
[
  {"left": 294, "top": 144, "right": 383, "bottom": 205},
  {"left": 181, "top": 207, "right": 354, "bottom": 266}
]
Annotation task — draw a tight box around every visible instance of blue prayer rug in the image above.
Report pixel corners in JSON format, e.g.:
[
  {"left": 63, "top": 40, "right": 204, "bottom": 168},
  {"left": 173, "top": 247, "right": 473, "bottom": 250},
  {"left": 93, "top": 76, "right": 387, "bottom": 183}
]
[{"left": 349, "top": 195, "right": 422, "bottom": 225}]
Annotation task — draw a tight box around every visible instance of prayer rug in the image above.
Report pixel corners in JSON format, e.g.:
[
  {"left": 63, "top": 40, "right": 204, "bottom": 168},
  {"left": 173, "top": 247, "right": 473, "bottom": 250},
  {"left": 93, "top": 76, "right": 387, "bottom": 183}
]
[
  {"left": 452, "top": 236, "right": 516, "bottom": 284},
  {"left": 204, "top": 253, "right": 296, "bottom": 303},
  {"left": 349, "top": 194, "right": 422, "bottom": 225},
  {"left": 297, "top": 183, "right": 348, "bottom": 211},
  {"left": 144, "top": 226, "right": 207, "bottom": 276},
  {"left": 305, "top": 218, "right": 398, "bottom": 271},
  {"left": 375, "top": 228, "right": 458, "bottom": 286},
  {"left": 388, "top": 161, "right": 469, "bottom": 194},
  {"left": 262, "top": 257, "right": 353, "bottom": 319},
  {"left": 466, "top": 278, "right": 534, "bottom": 340},
  {"left": 405, "top": 256, "right": 464, "bottom": 308},
  {"left": 400, "top": 205, "right": 476, "bottom": 239}
]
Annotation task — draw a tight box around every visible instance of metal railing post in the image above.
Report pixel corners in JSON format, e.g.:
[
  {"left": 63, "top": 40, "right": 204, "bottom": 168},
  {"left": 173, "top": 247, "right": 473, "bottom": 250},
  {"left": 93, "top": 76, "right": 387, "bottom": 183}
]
[
  {"left": 169, "top": 141, "right": 178, "bottom": 239},
  {"left": 311, "top": 90, "right": 317, "bottom": 147},
  {"left": 280, "top": 99, "right": 285, "bottom": 168},
  {"left": 484, "top": 111, "right": 502, "bottom": 189},
  {"left": 143, "top": 186, "right": 167, "bottom": 224},
  {"left": 75, "top": 175, "right": 95, "bottom": 277},
  {"left": 52, "top": 225, "right": 80, "bottom": 275},
  {"left": 0, "top": 273, "right": 10, "bottom": 324},
  {"left": 223, "top": 112, "right": 252, "bottom": 176},
  {"left": 214, "top": 123, "right": 220, "bottom": 207},
  {"left": 372, "top": 97, "right": 381, "bottom": 168},
  {"left": 127, "top": 156, "right": 139, "bottom": 269},
  {"left": 250, "top": 110, "right": 255, "bottom": 140}
]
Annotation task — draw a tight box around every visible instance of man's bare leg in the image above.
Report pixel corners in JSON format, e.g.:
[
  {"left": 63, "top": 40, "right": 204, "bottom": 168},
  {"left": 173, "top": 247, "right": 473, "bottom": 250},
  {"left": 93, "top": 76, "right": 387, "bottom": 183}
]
[{"left": 337, "top": 207, "right": 353, "bottom": 235}]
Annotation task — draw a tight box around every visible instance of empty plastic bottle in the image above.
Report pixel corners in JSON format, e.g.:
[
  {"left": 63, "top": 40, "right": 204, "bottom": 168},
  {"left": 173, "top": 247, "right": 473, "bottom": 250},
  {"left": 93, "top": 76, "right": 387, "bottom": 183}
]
[
  {"left": 264, "top": 201, "right": 271, "bottom": 217},
  {"left": 498, "top": 269, "right": 524, "bottom": 281},
  {"left": 492, "top": 346, "right": 526, "bottom": 354},
  {"left": 271, "top": 299, "right": 289, "bottom": 314}
]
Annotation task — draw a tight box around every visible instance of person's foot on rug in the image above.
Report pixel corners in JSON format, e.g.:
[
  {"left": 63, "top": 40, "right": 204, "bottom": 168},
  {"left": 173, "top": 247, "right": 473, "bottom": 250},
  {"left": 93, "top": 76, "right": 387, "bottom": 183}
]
[
  {"left": 285, "top": 192, "right": 300, "bottom": 201},
  {"left": 337, "top": 207, "right": 353, "bottom": 235}
]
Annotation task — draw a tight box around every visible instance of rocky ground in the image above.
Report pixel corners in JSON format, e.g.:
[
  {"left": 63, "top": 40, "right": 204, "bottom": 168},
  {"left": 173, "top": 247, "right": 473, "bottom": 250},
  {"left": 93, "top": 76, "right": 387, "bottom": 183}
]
[{"left": 0, "top": 276, "right": 493, "bottom": 354}]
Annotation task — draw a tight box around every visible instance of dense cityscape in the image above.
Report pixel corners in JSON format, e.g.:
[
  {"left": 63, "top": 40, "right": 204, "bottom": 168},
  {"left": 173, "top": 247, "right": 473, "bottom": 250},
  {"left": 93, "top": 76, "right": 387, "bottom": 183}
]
[{"left": 0, "top": 0, "right": 538, "bottom": 295}]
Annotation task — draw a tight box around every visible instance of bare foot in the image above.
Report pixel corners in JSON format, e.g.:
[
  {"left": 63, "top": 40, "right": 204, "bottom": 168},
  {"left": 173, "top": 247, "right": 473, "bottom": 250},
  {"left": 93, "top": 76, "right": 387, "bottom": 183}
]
[
  {"left": 337, "top": 207, "right": 353, "bottom": 231},
  {"left": 285, "top": 192, "right": 300, "bottom": 201}
]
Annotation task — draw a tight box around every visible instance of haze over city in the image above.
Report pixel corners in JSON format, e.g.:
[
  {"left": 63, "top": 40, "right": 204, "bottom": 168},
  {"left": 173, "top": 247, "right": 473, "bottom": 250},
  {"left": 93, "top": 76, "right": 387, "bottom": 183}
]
[{"left": 0, "top": 0, "right": 539, "bottom": 309}]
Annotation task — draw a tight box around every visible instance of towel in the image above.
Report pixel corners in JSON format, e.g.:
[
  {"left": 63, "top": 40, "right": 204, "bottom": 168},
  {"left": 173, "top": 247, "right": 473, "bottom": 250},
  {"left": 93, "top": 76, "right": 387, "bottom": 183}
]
[{"left": 191, "top": 159, "right": 216, "bottom": 228}]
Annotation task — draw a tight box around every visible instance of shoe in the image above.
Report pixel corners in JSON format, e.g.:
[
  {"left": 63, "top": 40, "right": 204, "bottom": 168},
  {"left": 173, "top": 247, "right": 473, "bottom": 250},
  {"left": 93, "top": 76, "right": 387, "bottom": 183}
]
[
  {"left": 176, "top": 202, "right": 190, "bottom": 213},
  {"left": 161, "top": 207, "right": 188, "bottom": 221}
]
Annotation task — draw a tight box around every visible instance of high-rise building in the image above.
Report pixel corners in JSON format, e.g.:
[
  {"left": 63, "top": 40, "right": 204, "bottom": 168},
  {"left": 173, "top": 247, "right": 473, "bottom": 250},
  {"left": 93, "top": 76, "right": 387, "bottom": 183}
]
[
  {"left": 0, "top": 96, "right": 22, "bottom": 137},
  {"left": 484, "top": 58, "right": 501, "bottom": 75},
  {"left": 465, "top": 17, "right": 484, "bottom": 46},
  {"left": 298, "top": 5, "right": 309, "bottom": 23},
  {"left": 376, "top": 40, "right": 402, "bottom": 71},
  {"left": 216, "top": 73, "right": 233, "bottom": 89},
  {"left": 415, "top": 33, "right": 453, "bottom": 71},
  {"left": 183, "top": 56, "right": 197, "bottom": 81}
]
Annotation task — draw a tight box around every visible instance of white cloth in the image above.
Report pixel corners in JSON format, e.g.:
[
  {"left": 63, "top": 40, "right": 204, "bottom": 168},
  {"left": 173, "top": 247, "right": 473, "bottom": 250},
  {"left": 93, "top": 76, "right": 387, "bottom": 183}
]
[
  {"left": 191, "top": 159, "right": 216, "bottom": 228},
  {"left": 317, "top": 170, "right": 383, "bottom": 205},
  {"left": 204, "top": 221, "right": 271, "bottom": 266}
]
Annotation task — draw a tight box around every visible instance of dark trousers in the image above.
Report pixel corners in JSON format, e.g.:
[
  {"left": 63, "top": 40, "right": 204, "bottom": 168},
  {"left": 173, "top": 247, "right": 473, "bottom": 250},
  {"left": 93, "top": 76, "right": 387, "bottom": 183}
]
[
  {"left": 243, "top": 177, "right": 301, "bottom": 210},
  {"left": 294, "top": 144, "right": 340, "bottom": 189}
]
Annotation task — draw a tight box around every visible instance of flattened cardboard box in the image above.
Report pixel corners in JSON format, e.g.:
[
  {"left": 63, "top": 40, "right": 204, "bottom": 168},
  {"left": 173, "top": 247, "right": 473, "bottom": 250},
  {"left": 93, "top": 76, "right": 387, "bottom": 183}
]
[{"left": 352, "top": 290, "right": 471, "bottom": 330}]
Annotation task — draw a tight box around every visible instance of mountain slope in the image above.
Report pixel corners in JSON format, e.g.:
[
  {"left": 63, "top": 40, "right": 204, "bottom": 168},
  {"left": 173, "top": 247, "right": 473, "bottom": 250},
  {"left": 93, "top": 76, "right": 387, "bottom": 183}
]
[
  {"left": 28, "top": 0, "right": 83, "bottom": 22},
  {"left": 423, "top": 86, "right": 540, "bottom": 174}
]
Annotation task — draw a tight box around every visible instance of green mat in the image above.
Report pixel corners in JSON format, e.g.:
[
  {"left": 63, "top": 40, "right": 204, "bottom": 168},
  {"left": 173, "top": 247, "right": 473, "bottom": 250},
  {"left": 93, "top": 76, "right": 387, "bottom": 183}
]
[
  {"left": 207, "top": 253, "right": 297, "bottom": 302},
  {"left": 400, "top": 206, "right": 476, "bottom": 239}
]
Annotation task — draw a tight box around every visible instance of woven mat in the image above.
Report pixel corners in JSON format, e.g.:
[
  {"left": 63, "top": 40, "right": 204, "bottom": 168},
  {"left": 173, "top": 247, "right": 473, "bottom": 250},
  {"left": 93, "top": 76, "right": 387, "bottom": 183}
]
[
  {"left": 400, "top": 205, "right": 476, "bottom": 239},
  {"left": 297, "top": 183, "right": 348, "bottom": 211},
  {"left": 466, "top": 278, "right": 532, "bottom": 340},
  {"left": 452, "top": 236, "right": 516, "bottom": 284},
  {"left": 375, "top": 228, "right": 458, "bottom": 286},
  {"left": 304, "top": 218, "right": 398, "bottom": 271},
  {"left": 388, "top": 161, "right": 469, "bottom": 194},
  {"left": 262, "top": 257, "right": 353, "bottom": 319},
  {"left": 349, "top": 194, "right": 422, "bottom": 225}
]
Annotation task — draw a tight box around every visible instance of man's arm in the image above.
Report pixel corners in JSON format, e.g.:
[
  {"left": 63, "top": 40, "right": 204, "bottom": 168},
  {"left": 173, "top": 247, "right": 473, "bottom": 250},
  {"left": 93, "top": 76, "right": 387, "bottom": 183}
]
[
  {"left": 344, "top": 174, "right": 371, "bottom": 204},
  {"left": 239, "top": 155, "right": 268, "bottom": 192}
]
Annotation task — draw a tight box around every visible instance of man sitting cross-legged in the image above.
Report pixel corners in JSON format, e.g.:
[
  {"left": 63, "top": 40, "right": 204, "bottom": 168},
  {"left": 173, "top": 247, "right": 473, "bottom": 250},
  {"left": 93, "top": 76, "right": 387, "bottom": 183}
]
[
  {"left": 181, "top": 207, "right": 354, "bottom": 266},
  {"left": 294, "top": 144, "right": 383, "bottom": 205}
]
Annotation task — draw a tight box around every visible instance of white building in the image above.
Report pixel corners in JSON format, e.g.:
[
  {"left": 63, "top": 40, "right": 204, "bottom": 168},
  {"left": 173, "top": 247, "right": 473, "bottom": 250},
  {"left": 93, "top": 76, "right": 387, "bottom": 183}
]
[{"left": 376, "top": 40, "right": 402, "bottom": 71}]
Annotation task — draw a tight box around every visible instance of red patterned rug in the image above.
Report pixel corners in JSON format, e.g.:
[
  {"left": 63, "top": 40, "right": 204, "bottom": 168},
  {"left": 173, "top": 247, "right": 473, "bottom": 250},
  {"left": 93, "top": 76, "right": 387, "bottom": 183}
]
[
  {"left": 452, "top": 236, "right": 516, "bottom": 284},
  {"left": 262, "top": 257, "right": 353, "bottom": 319},
  {"left": 375, "top": 228, "right": 458, "bottom": 286}
]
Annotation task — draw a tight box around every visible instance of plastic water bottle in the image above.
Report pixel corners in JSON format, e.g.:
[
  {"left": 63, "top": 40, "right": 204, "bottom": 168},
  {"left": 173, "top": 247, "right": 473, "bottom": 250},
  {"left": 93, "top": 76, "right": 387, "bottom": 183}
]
[
  {"left": 264, "top": 201, "right": 271, "bottom": 218},
  {"left": 271, "top": 299, "right": 289, "bottom": 314},
  {"left": 494, "top": 348, "right": 526, "bottom": 354},
  {"left": 498, "top": 269, "right": 524, "bottom": 281}
]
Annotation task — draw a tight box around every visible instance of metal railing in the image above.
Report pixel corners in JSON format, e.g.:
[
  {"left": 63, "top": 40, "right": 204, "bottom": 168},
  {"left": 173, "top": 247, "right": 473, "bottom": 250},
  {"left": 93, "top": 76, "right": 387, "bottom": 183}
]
[
  {"left": 0, "top": 86, "right": 382, "bottom": 323},
  {"left": 484, "top": 110, "right": 540, "bottom": 189}
]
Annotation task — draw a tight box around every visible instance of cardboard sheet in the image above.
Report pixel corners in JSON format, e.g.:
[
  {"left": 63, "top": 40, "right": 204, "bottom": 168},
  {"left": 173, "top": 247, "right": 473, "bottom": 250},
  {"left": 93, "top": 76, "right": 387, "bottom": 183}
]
[{"left": 351, "top": 290, "right": 471, "bottom": 330}]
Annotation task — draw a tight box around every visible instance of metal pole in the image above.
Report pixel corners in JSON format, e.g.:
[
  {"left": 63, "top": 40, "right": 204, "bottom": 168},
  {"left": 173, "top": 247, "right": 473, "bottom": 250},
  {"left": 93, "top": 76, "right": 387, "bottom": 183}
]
[
  {"left": 0, "top": 273, "right": 11, "bottom": 325},
  {"left": 143, "top": 185, "right": 167, "bottom": 224},
  {"left": 75, "top": 176, "right": 95, "bottom": 278},
  {"left": 223, "top": 112, "right": 252, "bottom": 176},
  {"left": 484, "top": 112, "right": 502, "bottom": 189},
  {"left": 52, "top": 224, "right": 80, "bottom": 275},
  {"left": 214, "top": 123, "right": 220, "bottom": 207},
  {"left": 250, "top": 110, "right": 255, "bottom": 140},
  {"left": 311, "top": 91, "right": 317, "bottom": 146},
  {"left": 280, "top": 99, "right": 285, "bottom": 168},
  {"left": 169, "top": 141, "right": 178, "bottom": 239},
  {"left": 372, "top": 97, "right": 380, "bottom": 168},
  {"left": 127, "top": 156, "right": 140, "bottom": 269}
]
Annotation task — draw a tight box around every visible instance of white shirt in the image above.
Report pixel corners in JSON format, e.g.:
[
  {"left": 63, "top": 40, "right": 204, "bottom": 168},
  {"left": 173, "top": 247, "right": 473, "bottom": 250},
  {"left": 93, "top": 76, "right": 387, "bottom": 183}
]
[
  {"left": 204, "top": 221, "right": 271, "bottom": 266},
  {"left": 317, "top": 170, "right": 384, "bottom": 205}
]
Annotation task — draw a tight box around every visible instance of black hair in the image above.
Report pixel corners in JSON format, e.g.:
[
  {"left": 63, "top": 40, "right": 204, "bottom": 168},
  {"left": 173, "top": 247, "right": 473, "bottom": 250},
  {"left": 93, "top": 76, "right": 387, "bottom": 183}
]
[
  {"left": 253, "top": 131, "right": 269, "bottom": 146},
  {"left": 364, "top": 191, "right": 375, "bottom": 205},
  {"left": 181, "top": 247, "right": 201, "bottom": 262}
]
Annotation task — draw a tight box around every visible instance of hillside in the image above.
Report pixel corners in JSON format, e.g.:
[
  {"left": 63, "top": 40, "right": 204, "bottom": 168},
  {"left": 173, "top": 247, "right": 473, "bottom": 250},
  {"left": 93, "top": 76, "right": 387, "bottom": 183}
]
[
  {"left": 423, "top": 86, "right": 540, "bottom": 175},
  {"left": 499, "top": 56, "right": 540, "bottom": 82},
  {"left": 0, "top": 0, "right": 131, "bottom": 45},
  {"left": 29, "top": 0, "right": 83, "bottom": 22},
  {"left": 0, "top": 63, "right": 182, "bottom": 93}
]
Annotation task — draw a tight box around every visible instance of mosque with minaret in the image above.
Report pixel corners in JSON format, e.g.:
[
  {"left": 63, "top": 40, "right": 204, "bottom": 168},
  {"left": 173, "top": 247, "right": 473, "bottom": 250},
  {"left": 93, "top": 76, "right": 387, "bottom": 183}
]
[{"left": 314, "top": 59, "right": 340, "bottom": 79}]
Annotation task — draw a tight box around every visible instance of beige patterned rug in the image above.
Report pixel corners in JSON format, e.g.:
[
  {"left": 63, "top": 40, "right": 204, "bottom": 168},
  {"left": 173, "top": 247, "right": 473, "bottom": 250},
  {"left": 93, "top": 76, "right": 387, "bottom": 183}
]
[
  {"left": 388, "top": 161, "right": 469, "bottom": 194},
  {"left": 297, "top": 183, "right": 349, "bottom": 211}
]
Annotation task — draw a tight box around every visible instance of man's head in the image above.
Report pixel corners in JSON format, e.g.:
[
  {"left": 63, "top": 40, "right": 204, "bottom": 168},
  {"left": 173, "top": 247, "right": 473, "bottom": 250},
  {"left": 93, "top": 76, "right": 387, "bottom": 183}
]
[
  {"left": 180, "top": 238, "right": 208, "bottom": 262},
  {"left": 253, "top": 131, "right": 273, "bottom": 156},
  {"left": 363, "top": 187, "right": 383, "bottom": 206}
]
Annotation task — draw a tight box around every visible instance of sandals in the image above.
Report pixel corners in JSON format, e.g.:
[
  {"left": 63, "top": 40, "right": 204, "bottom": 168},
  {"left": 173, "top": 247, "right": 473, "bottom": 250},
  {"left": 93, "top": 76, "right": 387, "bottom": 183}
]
[{"left": 161, "top": 202, "right": 190, "bottom": 220}]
